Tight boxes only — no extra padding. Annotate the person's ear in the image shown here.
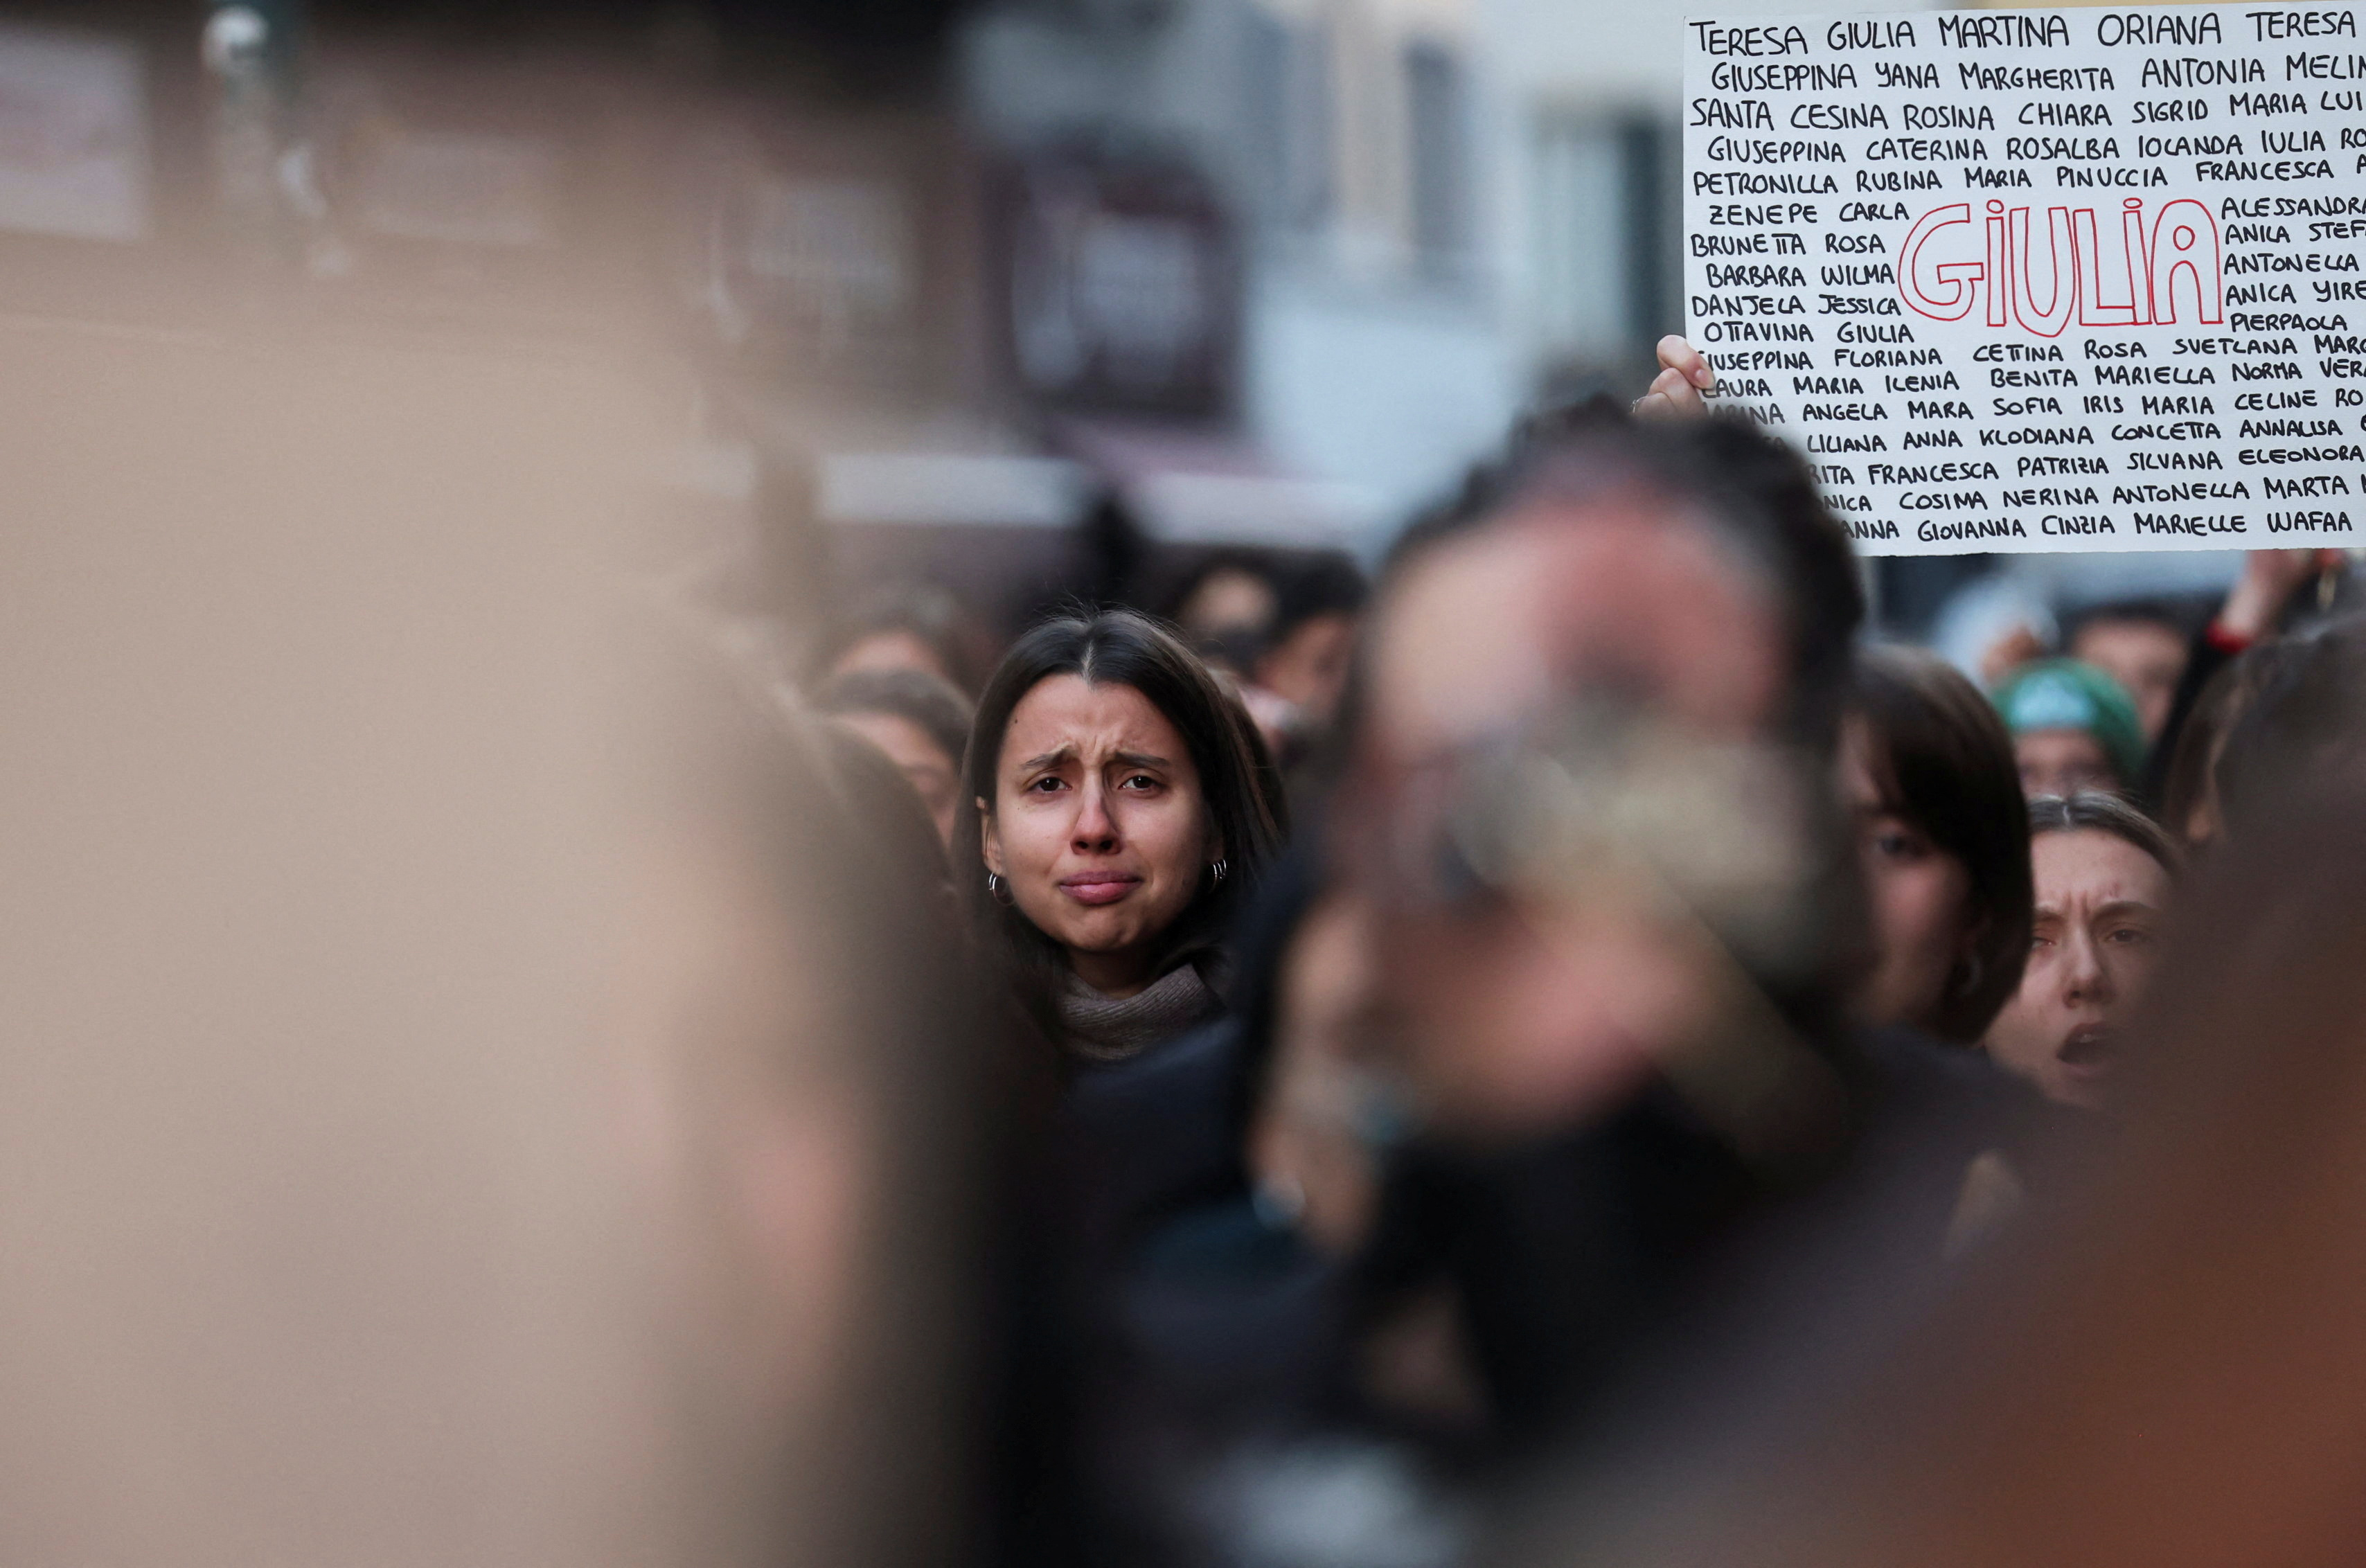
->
[979,799,1005,877]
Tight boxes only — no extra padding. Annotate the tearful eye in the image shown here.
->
[1029,776,1065,793]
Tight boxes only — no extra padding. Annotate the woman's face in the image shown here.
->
[1984,828,2171,1110]
[981,675,1216,997]
[1840,719,1976,1036]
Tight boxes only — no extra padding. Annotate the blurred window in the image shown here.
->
[1403,38,1466,275]
[1241,6,1332,234]
[1531,112,1676,375]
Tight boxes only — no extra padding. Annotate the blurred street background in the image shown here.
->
[0,0,2245,661]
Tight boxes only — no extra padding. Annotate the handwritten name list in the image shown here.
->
[1684,3,2366,552]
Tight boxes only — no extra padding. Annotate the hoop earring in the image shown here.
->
[986,871,1015,907]
[1210,859,1229,884]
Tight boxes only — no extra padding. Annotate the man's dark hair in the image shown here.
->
[1403,404,1865,751]
[815,666,976,773]
[1266,552,1369,642]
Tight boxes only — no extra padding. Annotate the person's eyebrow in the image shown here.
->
[2092,898,2162,920]
[1110,750,1172,770]
[1017,746,1075,774]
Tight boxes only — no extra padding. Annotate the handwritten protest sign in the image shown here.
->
[1684,3,2366,553]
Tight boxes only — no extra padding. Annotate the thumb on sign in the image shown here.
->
[1633,336,1717,421]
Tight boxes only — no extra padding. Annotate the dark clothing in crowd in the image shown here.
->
[993,1018,1315,1568]
[1003,1013,2056,1568]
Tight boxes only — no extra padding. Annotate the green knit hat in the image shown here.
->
[1991,658,2147,786]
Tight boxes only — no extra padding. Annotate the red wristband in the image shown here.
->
[2205,618,2255,655]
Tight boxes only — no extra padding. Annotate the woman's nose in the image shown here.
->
[1071,781,1119,850]
[2062,927,2112,1005]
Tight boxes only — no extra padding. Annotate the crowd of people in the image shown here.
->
[666,341,2366,1567]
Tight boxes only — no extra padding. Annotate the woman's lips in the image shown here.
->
[2057,1022,2119,1080]
[1058,873,1141,907]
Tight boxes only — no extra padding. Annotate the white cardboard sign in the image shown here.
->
[1683,3,2366,553]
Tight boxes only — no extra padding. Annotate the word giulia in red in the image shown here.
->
[1899,198,2223,334]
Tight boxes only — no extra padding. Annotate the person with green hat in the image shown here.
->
[1991,658,2149,800]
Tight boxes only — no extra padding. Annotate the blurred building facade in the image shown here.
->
[0,0,1964,621]
[957,0,1515,553]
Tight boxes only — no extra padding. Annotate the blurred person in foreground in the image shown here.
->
[959,608,1286,1068]
[1982,793,2179,1113]
[612,617,998,1568]
[1013,410,2060,1568]
[0,299,1011,1568]
[1317,409,2045,1483]
[1991,659,2146,801]
[1840,646,2032,1046]
[817,666,975,850]
[1495,781,2366,1568]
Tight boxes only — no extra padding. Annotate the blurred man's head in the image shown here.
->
[1342,415,1861,1145]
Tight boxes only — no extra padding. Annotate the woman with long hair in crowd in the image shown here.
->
[1840,646,2034,1047]
[1983,792,2180,1112]
[959,607,1286,1067]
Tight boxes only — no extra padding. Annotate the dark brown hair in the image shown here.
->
[957,607,1287,1027]
[1850,644,2034,1043]
[2158,640,2298,847]
[2216,614,2366,842]
[2028,789,2182,880]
